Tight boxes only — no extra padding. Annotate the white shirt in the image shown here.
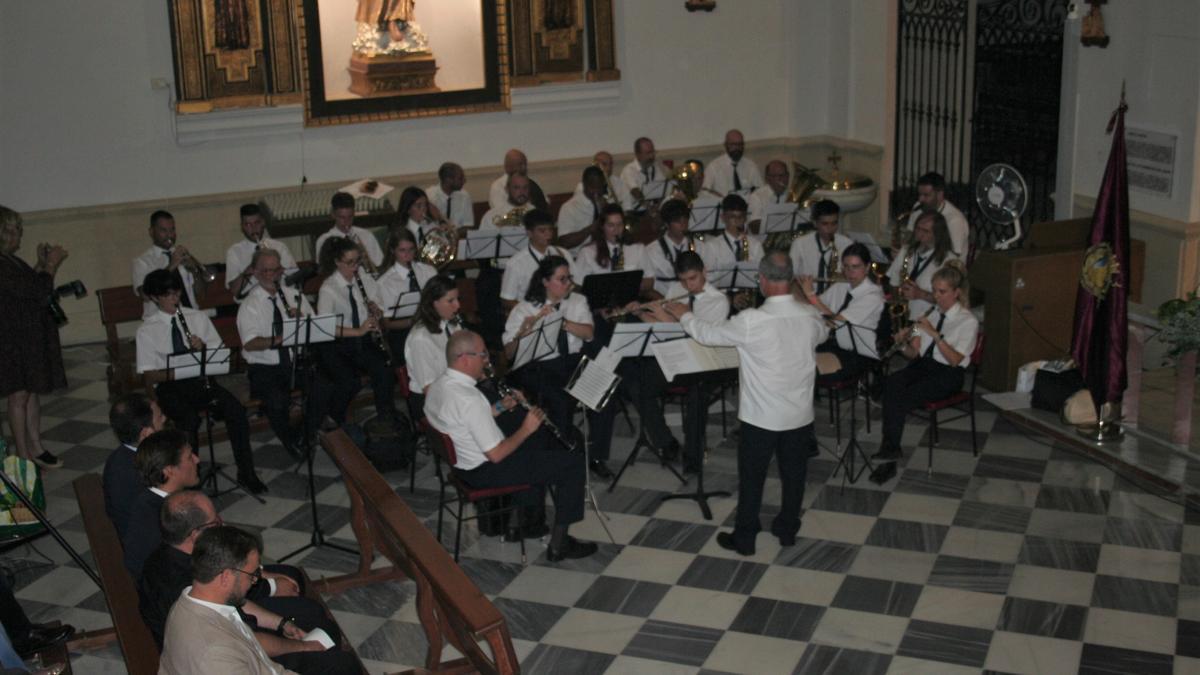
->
[317,271,382,329]
[703,154,763,196]
[886,245,960,320]
[789,232,853,280]
[136,307,223,373]
[818,279,884,359]
[681,294,828,431]
[489,174,539,211]
[504,293,592,358]
[916,302,979,368]
[644,235,694,296]
[313,225,383,268]
[664,281,729,323]
[479,204,531,230]
[556,192,602,249]
[425,369,506,470]
[747,185,789,226]
[573,174,633,211]
[698,231,765,270]
[377,261,437,317]
[425,184,475,229]
[501,244,575,302]
[573,241,652,281]
[236,284,314,366]
[223,237,298,302]
[907,200,970,259]
[620,159,671,201]
[404,319,459,393]
[131,245,198,318]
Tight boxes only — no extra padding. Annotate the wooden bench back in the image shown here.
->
[72,474,160,675]
[320,429,519,675]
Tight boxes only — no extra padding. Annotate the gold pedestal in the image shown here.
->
[1075,401,1124,443]
[348,52,439,97]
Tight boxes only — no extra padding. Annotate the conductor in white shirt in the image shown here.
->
[651,252,827,556]
[703,129,762,196]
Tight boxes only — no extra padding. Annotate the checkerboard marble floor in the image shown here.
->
[3,344,1199,674]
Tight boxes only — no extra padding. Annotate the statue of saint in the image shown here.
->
[353,0,430,56]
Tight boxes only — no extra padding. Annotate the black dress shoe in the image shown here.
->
[588,460,614,480]
[870,446,902,461]
[240,473,269,495]
[547,536,598,562]
[716,531,755,556]
[771,526,797,547]
[13,624,75,658]
[660,439,681,461]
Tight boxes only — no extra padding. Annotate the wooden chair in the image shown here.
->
[431,430,531,562]
[907,335,987,474]
[97,286,145,397]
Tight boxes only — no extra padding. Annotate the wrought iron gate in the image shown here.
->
[894,0,1067,249]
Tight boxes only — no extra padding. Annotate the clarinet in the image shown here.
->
[353,269,393,367]
[881,305,937,360]
[484,364,577,452]
[175,308,218,401]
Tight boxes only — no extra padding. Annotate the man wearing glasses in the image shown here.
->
[425,330,597,561]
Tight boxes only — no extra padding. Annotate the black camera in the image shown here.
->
[48,280,87,326]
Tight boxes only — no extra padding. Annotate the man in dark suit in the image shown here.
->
[103,392,165,538]
[123,430,199,580]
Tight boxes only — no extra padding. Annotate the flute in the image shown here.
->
[484,364,577,452]
[606,293,691,321]
[353,269,392,367]
[880,305,936,360]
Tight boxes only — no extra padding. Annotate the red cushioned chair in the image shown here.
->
[815,367,874,448]
[432,430,532,562]
[395,365,423,493]
[906,334,986,474]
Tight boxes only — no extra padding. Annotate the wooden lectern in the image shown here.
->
[971,218,1144,391]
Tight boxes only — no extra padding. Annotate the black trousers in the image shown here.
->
[155,378,255,476]
[458,430,586,524]
[319,336,396,425]
[0,576,30,640]
[475,265,505,351]
[509,356,616,461]
[817,343,878,383]
[682,382,711,471]
[386,327,411,366]
[731,422,814,549]
[618,357,676,453]
[881,357,965,451]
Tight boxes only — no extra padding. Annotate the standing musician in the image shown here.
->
[887,211,960,321]
[225,203,298,302]
[556,166,608,251]
[650,252,826,556]
[377,228,437,363]
[903,172,969,259]
[873,260,977,462]
[703,129,762,196]
[315,238,399,431]
[747,160,790,233]
[236,248,316,458]
[574,204,654,294]
[402,275,462,420]
[314,191,384,271]
[501,209,577,314]
[132,210,207,317]
[643,199,695,297]
[135,269,264,494]
[425,330,597,561]
[789,199,852,295]
[798,242,884,381]
[620,137,671,209]
[426,162,475,230]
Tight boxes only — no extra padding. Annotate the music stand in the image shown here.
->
[509,314,563,371]
[166,348,262,503]
[688,196,723,233]
[581,270,643,312]
[762,202,810,237]
[459,228,528,263]
[275,313,358,562]
[708,262,759,294]
[563,353,622,544]
[658,366,737,520]
[642,179,671,203]
[822,317,876,489]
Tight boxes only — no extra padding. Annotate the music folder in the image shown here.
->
[581,270,643,311]
[387,291,420,319]
[651,339,740,383]
[707,262,760,291]
[279,313,339,347]
[688,195,723,232]
[167,347,232,380]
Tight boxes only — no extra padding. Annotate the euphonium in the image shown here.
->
[496,206,527,228]
[786,162,823,205]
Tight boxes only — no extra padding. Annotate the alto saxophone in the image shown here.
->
[888,248,915,330]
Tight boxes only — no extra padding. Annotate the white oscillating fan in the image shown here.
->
[975,163,1028,250]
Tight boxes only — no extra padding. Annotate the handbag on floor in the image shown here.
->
[0,446,46,538]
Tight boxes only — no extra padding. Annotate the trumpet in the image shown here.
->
[173,247,217,284]
[353,269,392,367]
[484,363,577,451]
[606,293,691,321]
[350,233,379,277]
[880,305,935,360]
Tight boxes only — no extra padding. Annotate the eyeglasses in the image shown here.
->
[459,351,489,360]
[228,565,263,584]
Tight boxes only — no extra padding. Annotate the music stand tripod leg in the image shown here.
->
[277,431,359,562]
[577,401,616,545]
[659,393,729,521]
[197,404,266,505]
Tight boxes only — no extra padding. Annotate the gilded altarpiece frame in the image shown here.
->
[508,0,619,85]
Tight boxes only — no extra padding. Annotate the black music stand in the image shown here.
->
[582,270,643,312]
[688,196,723,233]
[659,367,736,520]
[387,290,420,320]
[563,354,621,544]
[822,316,876,489]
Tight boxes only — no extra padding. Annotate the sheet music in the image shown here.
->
[763,202,808,233]
[280,314,339,347]
[592,346,621,372]
[303,628,335,650]
[566,351,621,412]
[388,291,420,319]
[460,229,529,260]
[642,179,671,201]
[651,339,740,382]
[707,262,760,290]
[511,313,563,371]
[688,196,723,231]
[845,231,889,263]
[609,322,688,357]
[167,348,232,380]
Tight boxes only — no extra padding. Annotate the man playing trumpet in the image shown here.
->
[224,203,298,303]
[132,210,209,318]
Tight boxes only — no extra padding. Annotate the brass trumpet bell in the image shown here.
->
[671,161,704,205]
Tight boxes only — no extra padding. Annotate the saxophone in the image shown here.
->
[888,248,915,330]
[739,235,750,262]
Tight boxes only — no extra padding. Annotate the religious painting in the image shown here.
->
[508,0,619,85]
[297,0,510,126]
[169,0,303,111]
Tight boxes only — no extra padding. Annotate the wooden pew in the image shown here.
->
[97,285,145,397]
[319,429,520,674]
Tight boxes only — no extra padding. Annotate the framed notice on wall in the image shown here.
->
[1125,126,1177,198]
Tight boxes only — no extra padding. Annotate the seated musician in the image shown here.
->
[556,165,608,251]
[426,162,474,230]
[131,209,207,317]
[402,275,462,420]
[667,159,722,203]
[314,191,384,271]
[477,172,535,350]
[135,269,264,493]
[396,186,439,245]
[502,256,616,478]
[790,199,852,295]
[573,205,654,295]
[315,238,400,432]
[426,330,597,561]
[236,248,316,458]
[798,242,884,381]
[377,228,437,363]
[887,210,960,322]
[703,129,762,196]
[225,203,299,303]
[500,209,577,314]
[488,149,548,211]
[571,151,632,211]
[873,260,977,462]
[620,137,671,209]
[698,194,763,269]
[643,199,695,297]
[747,160,790,234]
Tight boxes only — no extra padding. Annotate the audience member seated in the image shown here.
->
[123,429,199,580]
[103,392,165,538]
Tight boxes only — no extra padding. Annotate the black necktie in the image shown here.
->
[688,294,696,311]
[557,318,569,357]
[444,193,452,222]
[924,313,947,358]
[733,162,742,191]
[348,286,360,328]
[408,269,419,293]
[270,296,291,368]
[444,322,452,338]
[170,317,187,354]
[836,291,853,315]
[817,241,830,294]
[165,251,193,308]
[730,236,744,262]
[612,246,622,269]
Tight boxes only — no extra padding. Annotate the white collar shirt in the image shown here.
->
[316,271,382,329]
[619,159,671,198]
[789,232,853,280]
[681,294,828,430]
[377,261,437,316]
[818,279,884,359]
[573,242,651,282]
[313,225,383,268]
[223,236,298,301]
[907,200,970,259]
[404,319,459,393]
[747,185,790,226]
[489,174,539,211]
[136,307,224,373]
[699,231,764,270]
[664,281,729,323]
[503,293,592,358]
[500,244,575,302]
[573,174,633,211]
[236,284,314,366]
[424,369,506,470]
[132,245,198,318]
[644,235,694,296]
[916,302,979,368]
[886,245,960,321]
[555,192,602,249]
[703,154,763,196]
[425,184,475,229]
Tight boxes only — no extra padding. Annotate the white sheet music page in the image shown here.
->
[566,349,621,411]
[651,339,739,382]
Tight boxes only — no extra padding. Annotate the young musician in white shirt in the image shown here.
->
[313,192,384,270]
[135,270,264,494]
[426,162,474,230]
[397,186,441,246]
[573,204,654,294]
[643,199,696,297]
[477,173,534,349]
[377,228,437,362]
[789,199,853,295]
[225,204,298,303]
[131,210,207,317]
[571,151,632,211]
[402,275,462,419]
[698,194,764,270]
[798,242,885,381]
[887,210,960,321]
[875,260,978,462]
[500,209,576,314]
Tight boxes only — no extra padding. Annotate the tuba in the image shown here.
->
[418,225,459,268]
[764,162,827,253]
[671,161,704,205]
